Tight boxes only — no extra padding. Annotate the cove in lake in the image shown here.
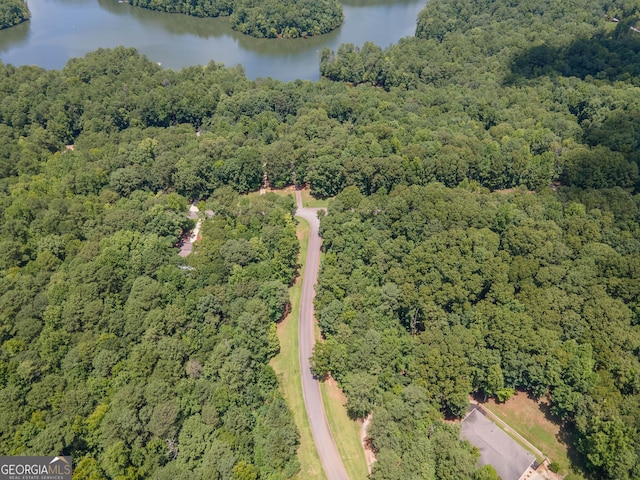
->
[0,0,425,81]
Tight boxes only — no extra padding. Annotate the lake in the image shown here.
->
[0,0,425,81]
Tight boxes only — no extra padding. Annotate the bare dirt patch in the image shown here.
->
[324,376,348,404]
[275,315,289,334]
[494,187,534,195]
[361,414,377,474]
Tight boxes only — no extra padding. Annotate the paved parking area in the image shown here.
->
[461,407,535,480]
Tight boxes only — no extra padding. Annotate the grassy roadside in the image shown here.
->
[317,229,369,478]
[271,194,366,480]
[270,218,325,480]
[317,241,369,477]
[320,381,370,479]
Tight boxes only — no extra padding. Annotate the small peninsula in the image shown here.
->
[128,0,344,38]
[0,0,30,30]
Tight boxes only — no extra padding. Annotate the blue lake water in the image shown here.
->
[0,0,425,80]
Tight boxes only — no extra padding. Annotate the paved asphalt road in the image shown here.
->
[295,190,350,480]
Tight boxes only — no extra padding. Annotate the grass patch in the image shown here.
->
[320,380,370,479]
[301,189,331,208]
[245,187,330,208]
[270,218,325,480]
[246,187,296,201]
[484,393,586,479]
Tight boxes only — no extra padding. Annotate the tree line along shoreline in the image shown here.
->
[0,0,30,30]
[129,0,344,39]
[0,0,342,39]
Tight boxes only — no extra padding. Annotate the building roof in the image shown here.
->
[461,408,535,480]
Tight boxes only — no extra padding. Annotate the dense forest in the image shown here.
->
[0,147,302,478]
[313,184,640,480]
[128,0,343,38]
[229,0,343,39]
[0,0,30,30]
[1,0,640,476]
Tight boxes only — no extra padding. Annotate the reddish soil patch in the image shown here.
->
[361,414,377,474]
[324,376,348,405]
[276,314,290,334]
[495,187,534,195]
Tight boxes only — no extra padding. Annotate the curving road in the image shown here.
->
[295,190,350,480]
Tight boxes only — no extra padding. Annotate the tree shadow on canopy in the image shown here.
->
[507,20,640,85]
